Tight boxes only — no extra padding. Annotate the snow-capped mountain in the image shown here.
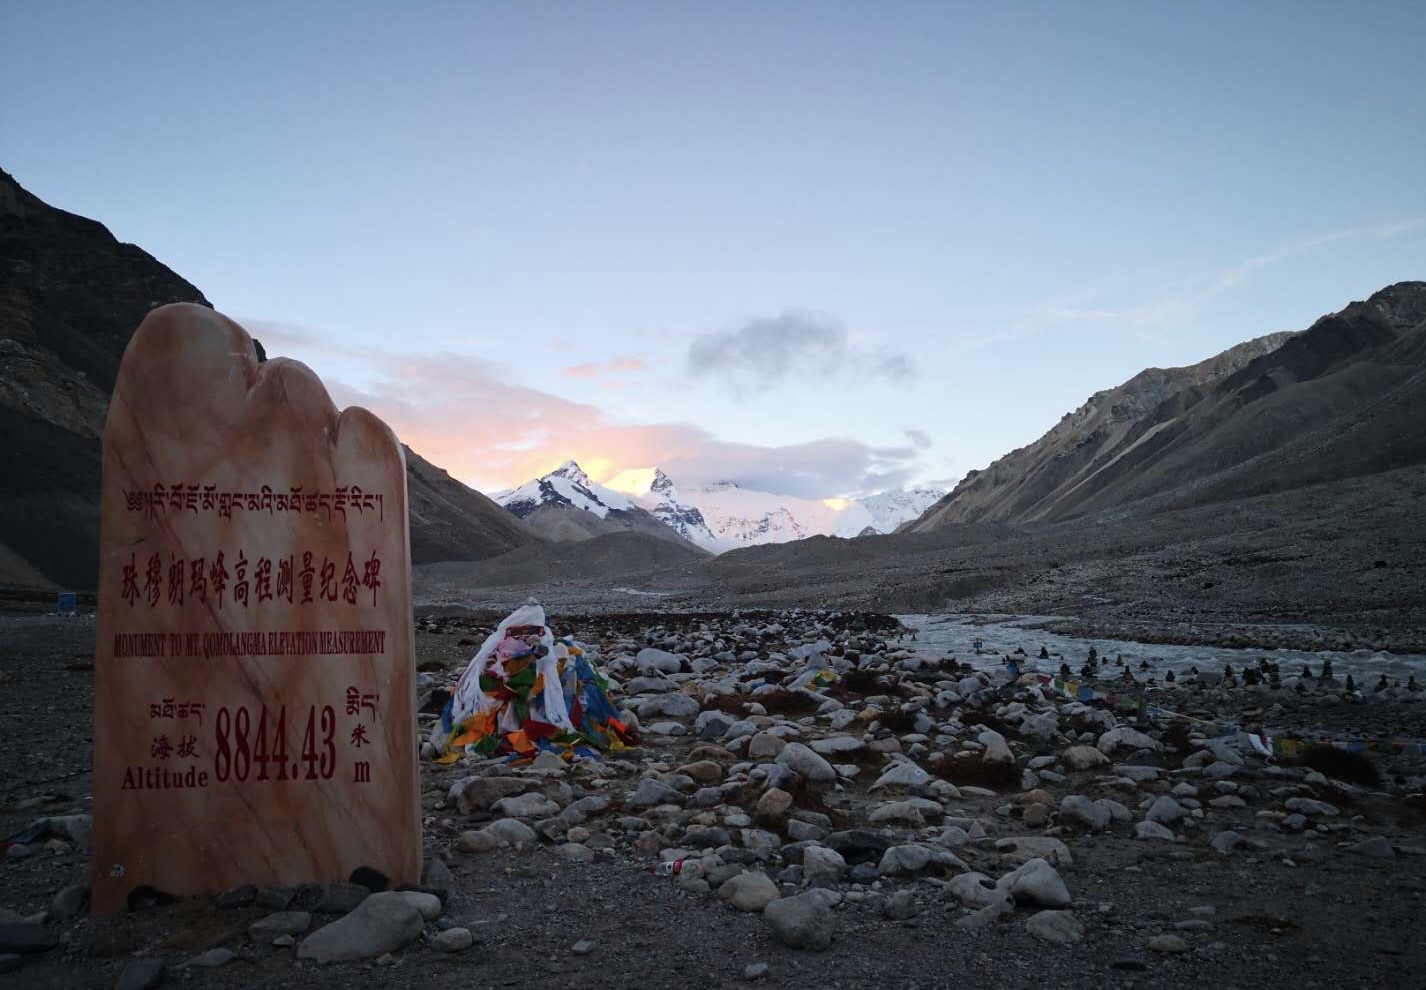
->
[640,469,721,548]
[674,481,874,550]
[493,461,700,549]
[856,487,948,532]
[619,470,946,553]
[497,460,634,518]
[493,462,946,554]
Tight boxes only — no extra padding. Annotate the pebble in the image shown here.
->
[1135,821,1176,842]
[0,924,59,955]
[1346,835,1395,859]
[114,958,165,990]
[764,891,835,950]
[51,884,88,921]
[214,884,256,909]
[433,928,474,952]
[249,911,312,937]
[1000,858,1071,908]
[571,939,595,956]
[1025,909,1083,944]
[802,845,848,885]
[395,891,443,920]
[315,882,370,914]
[774,743,836,785]
[743,961,770,980]
[1148,934,1188,953]
[182,947,237,968]
[719,872,781,912]
[883,890,920,920]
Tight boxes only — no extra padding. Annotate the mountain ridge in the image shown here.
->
[909,281,1426,531]
[0,166,538,589]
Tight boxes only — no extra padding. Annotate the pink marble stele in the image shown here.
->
[91,303,420,914]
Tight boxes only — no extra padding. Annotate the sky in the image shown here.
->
[4,1,1425,498]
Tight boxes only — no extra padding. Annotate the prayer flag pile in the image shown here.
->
[431,604,636,764]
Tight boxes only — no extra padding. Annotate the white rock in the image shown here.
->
[945,872,1002,908]
[775,743,836,785]
[801,846,847,885]
[810,736,865,755]
[297,892,425,963]
[999,858,1071,908]
[1145,796,1185,825]
[433,928,474,952]
[483,818,538,846]
[492,792,561,819]
[763,891,834,950]
[1026,909,1083,944]
[719,872,780,912]
[1061,746,1110,771]
[1097,726,1159,754]
[635,648,684,674]
[878,843,967,876]
[394,891,443,920]
[978,729,1014,764]
[1135,821,1176,841]
[870,762,931,792]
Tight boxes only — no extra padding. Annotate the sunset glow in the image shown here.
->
[603,467,659,495]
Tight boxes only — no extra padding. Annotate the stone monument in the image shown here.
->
[91,304,420,914]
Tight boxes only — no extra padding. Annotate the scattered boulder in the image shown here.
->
[999,858,1071,908]
[433,928,474,952]
[763,891,834,950]
[1026,909,1083,944]
[297,891,425,963]
[775,744,836,785]
[1062,746,1109,771]
[719,872,780,912]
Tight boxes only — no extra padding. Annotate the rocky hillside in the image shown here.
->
[911,282,1426,530]
[404,447,541,566]
[0,167,537,590]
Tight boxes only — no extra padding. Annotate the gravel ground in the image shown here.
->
[3,612,1425,990]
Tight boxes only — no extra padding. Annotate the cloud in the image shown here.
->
[237,318,325,350]
[903,428,932,449]
[1214,218,1426,290]
[325,351,922,498]
[606,356,647,373]
[954,216,1426,355]
[687,309,914,392]
[560,355,648,380]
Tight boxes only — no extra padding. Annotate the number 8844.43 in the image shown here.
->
[213,705,336,782]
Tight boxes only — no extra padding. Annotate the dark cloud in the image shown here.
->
[687,309,915,392]
[903,428,932,449]
[873,353,915,381]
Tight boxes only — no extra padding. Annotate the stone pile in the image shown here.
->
[419,610,1425,953]
[5,609,1423,981]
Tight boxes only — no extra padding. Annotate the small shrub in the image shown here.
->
[937,753,1022,791]
[756,688,820,715]
[878,706,919,734]
[1296,746,1382,789]
[837,668,882,697]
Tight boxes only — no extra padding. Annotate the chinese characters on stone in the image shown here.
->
[120,549,382,609]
